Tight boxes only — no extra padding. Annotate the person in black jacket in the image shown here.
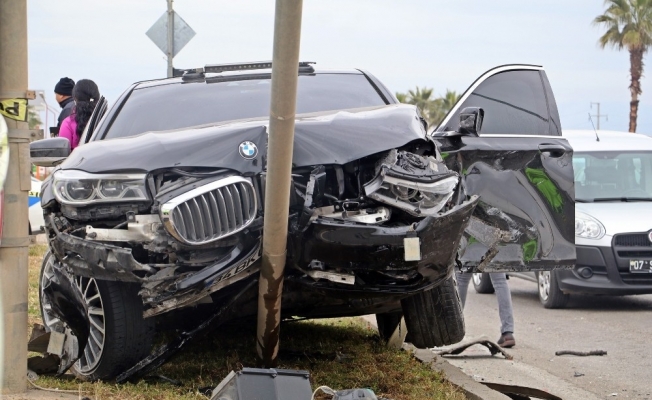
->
[54,77,75,130]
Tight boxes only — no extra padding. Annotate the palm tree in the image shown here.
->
[406,87,435,120]
[396,87,442,126]
[594,0,652,132]
[439,90,461,113]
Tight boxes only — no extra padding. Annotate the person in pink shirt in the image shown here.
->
[59,79,100,150]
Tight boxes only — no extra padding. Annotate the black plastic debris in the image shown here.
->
[433,337,513,360]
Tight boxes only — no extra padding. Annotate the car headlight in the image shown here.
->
[52,170,149,206]
[365,175,458,216]
[575,211,605,239]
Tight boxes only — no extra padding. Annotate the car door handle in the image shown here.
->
[538,144,566,157]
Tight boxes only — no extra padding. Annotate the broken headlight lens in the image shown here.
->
[52,170,149,205]
[366,175,458,216]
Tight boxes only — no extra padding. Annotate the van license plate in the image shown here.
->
[629,260,652,273]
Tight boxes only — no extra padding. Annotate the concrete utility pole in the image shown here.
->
[590,102,608,130]
[166,0,174,78]
[256,0,303,367]
[0,0,30,394]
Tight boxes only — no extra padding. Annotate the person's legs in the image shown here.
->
[455,271,472,308]
[489,273,515,347]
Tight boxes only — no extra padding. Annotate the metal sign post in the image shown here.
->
[0,0,30,394]
[146,0,196,78]
[256,0,303,368]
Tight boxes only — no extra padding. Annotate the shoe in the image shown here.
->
[497,332,515,348]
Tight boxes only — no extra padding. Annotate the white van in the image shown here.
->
[473,130,652,308]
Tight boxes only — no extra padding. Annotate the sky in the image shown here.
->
[27,0,652,135]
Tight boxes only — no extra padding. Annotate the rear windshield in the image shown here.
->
[104,73,386,139]
[574,151,652,201]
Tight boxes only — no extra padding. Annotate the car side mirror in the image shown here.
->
[458,107,484,136]
[30,138,70,167]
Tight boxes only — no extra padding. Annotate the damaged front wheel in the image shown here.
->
[39,252,155,380]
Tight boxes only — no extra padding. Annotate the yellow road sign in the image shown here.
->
[0,98,28,121]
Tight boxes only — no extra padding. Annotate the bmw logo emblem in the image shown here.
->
[239,141,258,160]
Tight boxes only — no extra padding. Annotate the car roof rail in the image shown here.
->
[173,61,316,81]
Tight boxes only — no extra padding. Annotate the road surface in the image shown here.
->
[455,276,652,399]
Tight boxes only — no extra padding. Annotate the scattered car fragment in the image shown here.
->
[31,62,575,379]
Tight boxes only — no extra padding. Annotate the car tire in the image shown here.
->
[39,252,154,381]
[400,275,465,348]
[536,270,569,309]
[472,273,495,294]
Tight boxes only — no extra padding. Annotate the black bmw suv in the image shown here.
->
[31,62,575,380]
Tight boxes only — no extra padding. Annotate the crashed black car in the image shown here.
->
[31,62,576,380]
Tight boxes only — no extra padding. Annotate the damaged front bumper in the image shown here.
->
[288,195,479,295]
[50,227,262,318]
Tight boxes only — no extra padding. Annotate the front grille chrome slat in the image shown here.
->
[239,182,251,221]
[207,192,221,237]
[222,186,238,231]
[215,188,229,233]
[231,184,244,227]
[160,176,257,245]
[199,196,214,238]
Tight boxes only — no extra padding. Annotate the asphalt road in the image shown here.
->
[458,276,652,399]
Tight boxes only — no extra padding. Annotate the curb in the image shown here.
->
[360,315,508,399]
[405,344,511,400]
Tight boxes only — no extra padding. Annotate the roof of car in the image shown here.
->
[563,130,652,152]
[134,67,365,90]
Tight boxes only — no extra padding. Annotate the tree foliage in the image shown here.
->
[27,105,42,130]
[593,0,652,132]
[395,87,461,128]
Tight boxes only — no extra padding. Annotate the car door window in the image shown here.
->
[443,70,552,135]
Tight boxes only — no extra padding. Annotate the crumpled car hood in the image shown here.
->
[60,104,427,174]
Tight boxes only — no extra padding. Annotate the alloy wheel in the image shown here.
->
[40,257,106,373]
[538,271,551,302]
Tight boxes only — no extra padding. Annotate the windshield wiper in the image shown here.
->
[590,197,652,202]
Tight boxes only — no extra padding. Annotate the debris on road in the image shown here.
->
[574,371,585,377]
[555,350,607,357]
[480,382,563,400]
[433,337,513,360]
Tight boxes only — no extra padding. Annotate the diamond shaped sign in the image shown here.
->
[146,11,196,57]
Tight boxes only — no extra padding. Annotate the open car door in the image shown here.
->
[432,65,575,272]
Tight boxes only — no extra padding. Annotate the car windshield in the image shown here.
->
[104,73,386,139]
[574,151,652,202]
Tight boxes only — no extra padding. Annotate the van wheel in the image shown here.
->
[39,252,154,380]
[472,273,495,294]
[401,276,465,348]
[537,270,569,309]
